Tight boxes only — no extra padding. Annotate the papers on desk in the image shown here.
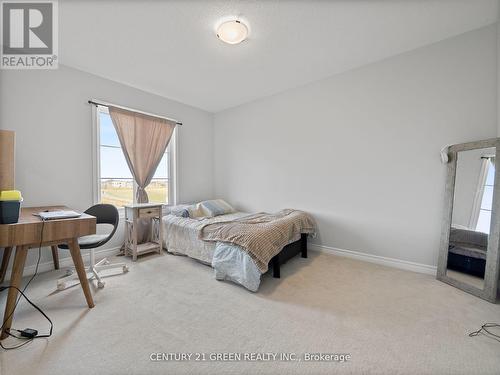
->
[35,210,82,220]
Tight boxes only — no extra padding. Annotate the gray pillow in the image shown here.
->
[169,205,190,218]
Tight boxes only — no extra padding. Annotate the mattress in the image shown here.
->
[162,212,249,264]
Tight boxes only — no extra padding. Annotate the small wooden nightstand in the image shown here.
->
[124,203,163,261]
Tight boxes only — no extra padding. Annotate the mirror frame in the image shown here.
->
[437,138,500,303]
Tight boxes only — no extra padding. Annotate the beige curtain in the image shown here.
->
[108,106,176,204]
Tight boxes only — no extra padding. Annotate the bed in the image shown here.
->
[162,207,314,291]
[447,226,488,277]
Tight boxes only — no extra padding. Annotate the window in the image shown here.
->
[93,105,176,207]
[475,159,495,234]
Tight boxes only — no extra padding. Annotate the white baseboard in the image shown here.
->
[2,246,122,282]
[308,243,437,275]
[2,243,437,281]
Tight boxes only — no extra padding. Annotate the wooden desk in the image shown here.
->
[0,206,96,340]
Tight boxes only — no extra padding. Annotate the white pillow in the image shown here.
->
[187,203,206,218]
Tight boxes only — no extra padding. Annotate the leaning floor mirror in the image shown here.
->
[437,138,500,303]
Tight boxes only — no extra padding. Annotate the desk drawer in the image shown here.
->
[138,207,160,219]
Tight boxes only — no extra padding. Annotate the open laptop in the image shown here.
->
[36,210,82,220]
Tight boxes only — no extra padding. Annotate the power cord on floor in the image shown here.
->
[0,219,53,350]
[0,286,53,350]
[469,323,500,343]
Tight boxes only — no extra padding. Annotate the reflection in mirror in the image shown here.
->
[446,147,496,290]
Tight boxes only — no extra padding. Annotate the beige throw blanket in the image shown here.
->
[199,209,316,273]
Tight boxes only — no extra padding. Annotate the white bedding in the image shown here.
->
[162,212,248,263]
[163,212,264,291]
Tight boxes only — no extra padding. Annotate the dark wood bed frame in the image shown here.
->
[269,233,308,278]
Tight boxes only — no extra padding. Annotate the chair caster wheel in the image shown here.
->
[97,281,105,288]
[65,269,73,276]
[123,266,129,273]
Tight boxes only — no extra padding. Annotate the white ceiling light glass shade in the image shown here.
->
[216,20,248,44]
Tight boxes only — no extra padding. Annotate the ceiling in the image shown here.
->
[59,1,498,113]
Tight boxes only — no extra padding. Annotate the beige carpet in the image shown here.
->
[0,250,499,375]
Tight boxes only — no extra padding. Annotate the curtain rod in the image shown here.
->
[88,99,183,126]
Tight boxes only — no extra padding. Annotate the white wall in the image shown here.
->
[214,25,498,268]
[0,65,214,271]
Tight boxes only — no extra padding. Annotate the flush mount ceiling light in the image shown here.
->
[216,19,248,45]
